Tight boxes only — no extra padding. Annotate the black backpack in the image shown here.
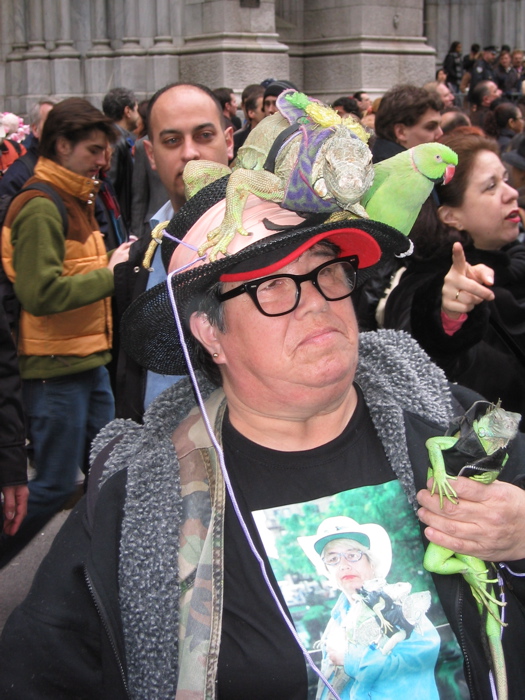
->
[0,182,68,335]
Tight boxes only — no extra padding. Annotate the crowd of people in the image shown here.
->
[0,61,524,699]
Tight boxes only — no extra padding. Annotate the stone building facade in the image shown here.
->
[0,0,524,116]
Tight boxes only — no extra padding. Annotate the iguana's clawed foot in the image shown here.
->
[197,224,252,262]
[466,570,507,626]
[430,474,458,509]
[372,605,394,635]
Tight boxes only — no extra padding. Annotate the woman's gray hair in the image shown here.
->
[188,281,226,387]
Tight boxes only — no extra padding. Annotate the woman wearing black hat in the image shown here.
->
[1,169,525,700]
[384,130,525,429]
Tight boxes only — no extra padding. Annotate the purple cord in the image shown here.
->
[165,270,342,700]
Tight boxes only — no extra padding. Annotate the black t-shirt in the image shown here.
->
[217,385,395,699]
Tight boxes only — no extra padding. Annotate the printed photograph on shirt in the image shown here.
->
[253,480,469,700]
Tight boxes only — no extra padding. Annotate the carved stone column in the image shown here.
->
[114,0,147,95]
[85,0,115,107]
[87,0,113,56]
[50,0,78,56]
[117,0,147,55]
[24,0,47,57]
[7,0,28,58]
[3,0,29,114]
[152,0,177,52]
[147,0,179,91]
[21,0,51,103]
[180,0,289,93]
[48,0,81,99]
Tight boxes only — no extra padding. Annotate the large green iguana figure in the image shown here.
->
[143,90,456,268]
[423,401,521,700]
[183,90,375,261]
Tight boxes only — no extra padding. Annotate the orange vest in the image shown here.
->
[1,158,112,357]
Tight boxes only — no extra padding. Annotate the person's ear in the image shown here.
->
[438,204,464,231]
[223,125,234,161]
[393,123,408,147]
[55,136,71,158]
[144,138,157,171]
[189,312,223,362]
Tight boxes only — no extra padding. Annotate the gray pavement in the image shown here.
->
[0,508,70,633]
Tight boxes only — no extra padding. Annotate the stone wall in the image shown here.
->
[425,0,525,68]
[2,0,524,117]
[0,0,289,115]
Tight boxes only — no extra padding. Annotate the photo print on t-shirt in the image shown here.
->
[253,480,469,700]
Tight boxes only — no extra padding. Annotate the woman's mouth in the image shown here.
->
[300,327,341,346]
[505,209,521,223]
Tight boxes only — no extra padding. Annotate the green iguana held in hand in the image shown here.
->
[423,400,521,700]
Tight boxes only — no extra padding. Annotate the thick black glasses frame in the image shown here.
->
[216,255,359,317]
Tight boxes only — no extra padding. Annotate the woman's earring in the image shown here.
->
[212,352,219,358]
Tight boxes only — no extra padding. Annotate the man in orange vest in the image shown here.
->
[0,98,133,566]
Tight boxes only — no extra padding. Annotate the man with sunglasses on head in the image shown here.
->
[2,168,525,698]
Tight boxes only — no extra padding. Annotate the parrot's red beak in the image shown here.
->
[443,164,455,185]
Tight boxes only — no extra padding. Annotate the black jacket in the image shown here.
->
[384,242,525,427]
[443,51,463,88]
[1,365,525,699]
[371,137,405,164]
[111,233,151,421]
[469,59,498,97]
[107,127,134,232]
[0,303,27,489]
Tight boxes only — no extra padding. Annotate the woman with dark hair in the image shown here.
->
[443,41,463,91]
[384,130,525,425]
[484,101,524,152]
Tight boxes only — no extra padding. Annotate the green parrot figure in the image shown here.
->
[361,143,458,236]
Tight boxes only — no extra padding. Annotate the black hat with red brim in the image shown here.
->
[121,179,411,376]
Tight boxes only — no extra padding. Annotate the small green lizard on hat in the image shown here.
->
[183,90,374,261]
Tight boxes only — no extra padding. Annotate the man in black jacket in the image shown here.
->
[112,82,233,421]
[102,87,139,232]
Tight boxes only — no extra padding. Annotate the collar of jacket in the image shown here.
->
[34,157,101,202]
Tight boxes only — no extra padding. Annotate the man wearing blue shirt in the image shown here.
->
[113,82,233,421]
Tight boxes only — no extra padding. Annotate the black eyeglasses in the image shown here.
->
[216,256,358,317]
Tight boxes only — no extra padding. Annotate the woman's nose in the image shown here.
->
[503,181,519,202]
[296,280,329,314]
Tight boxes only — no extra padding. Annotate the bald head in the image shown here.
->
[144,83,233,211]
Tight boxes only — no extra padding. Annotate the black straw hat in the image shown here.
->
[121,179,411,376]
